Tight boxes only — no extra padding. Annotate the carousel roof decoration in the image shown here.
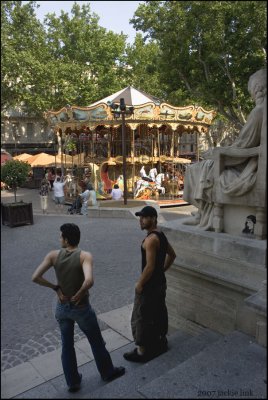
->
[44,86,216,133]
[89,86,162,107]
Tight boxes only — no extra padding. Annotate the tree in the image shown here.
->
[124,33,164,98]
[1,159,31,202]
[1,1,49,115]
[1,2,129,115]
[131,1,267,129]
[42,2,128,108]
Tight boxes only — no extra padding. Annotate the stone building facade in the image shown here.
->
[1,109,54,156]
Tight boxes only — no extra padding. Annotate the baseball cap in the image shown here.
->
[135,206,158,217]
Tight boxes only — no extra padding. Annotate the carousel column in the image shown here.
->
[131,127,136,197]
[170,128,175,158]
[157,127,162,173]
[151,129,154,169]
[107,127,111,158]
[92,128,96,190]
[121,112,127,205]
[171,127,175,200]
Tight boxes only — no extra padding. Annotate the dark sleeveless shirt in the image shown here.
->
[141,230,168,290]
[54,248,89,300]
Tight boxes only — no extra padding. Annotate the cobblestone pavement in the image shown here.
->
[1,188,194,372]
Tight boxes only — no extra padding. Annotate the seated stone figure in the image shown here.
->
[183,68,266,230]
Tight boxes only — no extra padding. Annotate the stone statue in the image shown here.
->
[183,68,267,230]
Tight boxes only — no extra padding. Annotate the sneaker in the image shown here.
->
[68,373,82,392]
[102,366,125,382]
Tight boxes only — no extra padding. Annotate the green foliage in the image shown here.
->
[65,139,77,153]
[1,159,31,202]
[1,0,266,131]
[1,1,49,115]
[125,34,165,99]
[1,1,128,115]
[131,1,267,127]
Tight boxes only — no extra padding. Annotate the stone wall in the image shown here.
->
[160,218,267,340]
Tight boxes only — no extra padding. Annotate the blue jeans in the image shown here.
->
[55,301,115,386]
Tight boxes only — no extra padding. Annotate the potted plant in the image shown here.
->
[1,159,34,227]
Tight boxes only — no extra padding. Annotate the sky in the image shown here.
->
[26,1,144,43]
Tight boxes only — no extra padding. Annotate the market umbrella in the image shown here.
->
[26,152,56,167]
[13,153,32,161]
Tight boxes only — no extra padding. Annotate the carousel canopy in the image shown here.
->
[89,86,162,107]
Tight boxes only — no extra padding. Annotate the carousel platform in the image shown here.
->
[157,198,189,208]
[84,197,189,220]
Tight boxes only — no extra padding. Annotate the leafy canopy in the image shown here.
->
[1,0,267,132]
[1,1,128,116]
[131,1,267,127]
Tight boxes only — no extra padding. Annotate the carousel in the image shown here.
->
[44,86,216,202]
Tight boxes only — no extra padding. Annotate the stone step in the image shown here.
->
[85,328,221,399]
[138,330,267,399]
[12,329,188,399]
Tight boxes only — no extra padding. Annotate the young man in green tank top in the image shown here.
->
[32,223,125,392]
[124,206,176,363]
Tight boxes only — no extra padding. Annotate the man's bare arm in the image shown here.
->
[32,251,58,290]
[71,251,94,304]
[163,242,176,272]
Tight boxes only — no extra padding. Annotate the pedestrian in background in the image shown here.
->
[32,223,125,392]
[124,206,176,362]
[47,168,55,190]
[110,184,123,200]
[79,186,90,215]
[39,178,50,214]
[87,183,97,206]
[53,176,67,213]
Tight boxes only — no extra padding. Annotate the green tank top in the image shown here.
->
[54,248,88,299]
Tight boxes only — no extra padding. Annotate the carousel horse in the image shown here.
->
[140,165,153,182]
[135,175,165,199]
[134,179,150,198]
[148,167,158,182]
[155,173,165,194]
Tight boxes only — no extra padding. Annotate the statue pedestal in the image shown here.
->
[161,217,267,339]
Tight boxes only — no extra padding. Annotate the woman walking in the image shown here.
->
[39,178,50,214]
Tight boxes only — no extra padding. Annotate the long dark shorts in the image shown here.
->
[131,285,168,347]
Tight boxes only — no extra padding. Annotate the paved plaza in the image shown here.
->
[1,187,195,397]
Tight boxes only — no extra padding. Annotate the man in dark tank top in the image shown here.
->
[32,223,125,392]
[123,206,176,362]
